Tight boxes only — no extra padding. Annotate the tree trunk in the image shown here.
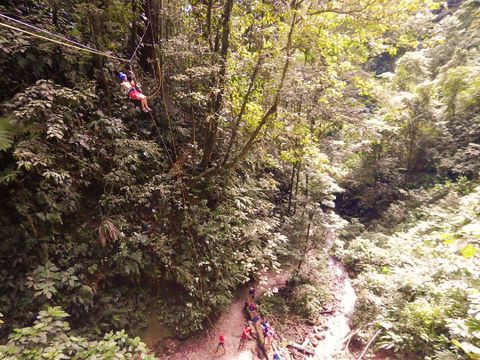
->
[293,161,301,214]
[220,50,264,168]
[200,0,234,170]
[287,162,297,214]
[206,0,214,50]
[140,0,159,74]
[220,12,297,173]
[305,172,309,198]
[297,219,311,272]
[127,0,138,56]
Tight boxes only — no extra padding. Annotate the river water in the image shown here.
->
[313,224,357,359]
[313,257,357,359]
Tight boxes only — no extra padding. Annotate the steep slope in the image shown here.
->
[336,182,480,359]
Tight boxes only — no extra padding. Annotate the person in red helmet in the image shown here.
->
[118,71,151,112]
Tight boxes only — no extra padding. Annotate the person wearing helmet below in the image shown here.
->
[118,71,152,112]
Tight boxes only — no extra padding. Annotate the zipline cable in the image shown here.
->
[0,12,162,95]
[0,20,128,61]
[0,13,102,54]
[1,12,152,66]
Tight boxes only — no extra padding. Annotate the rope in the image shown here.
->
[145,58,163,98]
[147,108,204,303]
[128,20,151,64]
[161,78,178,159]
[0,13,102,54]
[0,12,163,95]
[144,3,163,99]
[0,20,128,62]
[126,19,161,98]
[147,111,174,166]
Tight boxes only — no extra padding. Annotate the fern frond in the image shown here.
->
[0,117,13,151]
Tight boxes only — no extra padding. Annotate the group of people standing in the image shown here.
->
[247,287,285,359]
[214,322,254,354]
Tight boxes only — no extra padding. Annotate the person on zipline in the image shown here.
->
[118,72,151,112]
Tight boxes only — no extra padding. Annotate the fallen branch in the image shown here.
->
[343,330,356,349]
[357,329,381,360]
[337,330,356,346]
[289,342,315,355]
[293,326,304,339]
[320,309,334,315]
[343,330,356,358]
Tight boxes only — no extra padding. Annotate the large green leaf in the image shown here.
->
[460,244,478,259]
[0,117,13,151]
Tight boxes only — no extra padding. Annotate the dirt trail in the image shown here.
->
[150,222,357,360]
[159,270,291,360]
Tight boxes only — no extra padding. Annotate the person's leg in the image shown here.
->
[144,98,152,111]
[140,98,149,112]
[138,94,151,111]
[131,92,150,112]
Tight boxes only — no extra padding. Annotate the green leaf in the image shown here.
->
[440,232,457,245]
[460,244,477,259]
[0,117,13,151]
[47,307,69,319]
[0,169,17,184]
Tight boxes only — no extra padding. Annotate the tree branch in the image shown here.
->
[219,49,264,168]
[201,13,298,179]
[307,0,377,17]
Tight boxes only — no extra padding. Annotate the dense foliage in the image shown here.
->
[0,307,154,359]
[338,0,480,220]
[335,1,480,358]
[2,0,480,359]
[337,182,480,358]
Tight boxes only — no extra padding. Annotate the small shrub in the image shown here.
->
[290,283,328,319]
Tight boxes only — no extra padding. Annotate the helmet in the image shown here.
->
[118,72,127,81]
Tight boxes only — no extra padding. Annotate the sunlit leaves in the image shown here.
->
[460,244,478,260]
[339,181,480,357]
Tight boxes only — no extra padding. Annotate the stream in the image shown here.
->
[313,257,357,359]
[312,226,357,359]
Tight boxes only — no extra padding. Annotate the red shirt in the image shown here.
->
[241,327,251,339]
[219,334,225,344]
